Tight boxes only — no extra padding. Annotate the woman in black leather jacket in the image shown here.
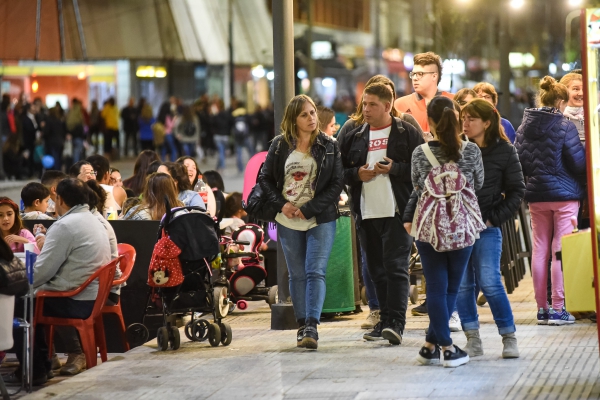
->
[257,95,344,350]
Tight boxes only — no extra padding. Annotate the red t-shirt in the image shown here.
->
[394,91,454,133]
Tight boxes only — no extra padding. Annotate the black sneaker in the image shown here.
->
[416,345,440,365]
[442,345,470,368]
[297,325,305,347]
[301,324,319,350]
[363,321,385,341]
[412,300,428,316]
[381,319,403,345]
[2,370,48,386]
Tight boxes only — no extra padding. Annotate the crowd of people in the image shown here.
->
[0,49,590,385]
[258,51,588,367]
[0,93,278,180]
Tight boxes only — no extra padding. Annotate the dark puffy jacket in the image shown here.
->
[515,107,586,203]
[477,139,525,227]
[257,132,344,225]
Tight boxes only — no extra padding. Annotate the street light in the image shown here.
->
[510,0,524,9]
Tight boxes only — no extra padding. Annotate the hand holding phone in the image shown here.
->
[378,160,390,166]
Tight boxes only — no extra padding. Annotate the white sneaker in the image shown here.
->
[449,311,461,332]
[361,310,380,329]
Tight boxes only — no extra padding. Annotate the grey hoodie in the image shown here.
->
[33,204,111,301]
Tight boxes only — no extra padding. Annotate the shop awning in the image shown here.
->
[170,0,274,65]
[0,0,273,65]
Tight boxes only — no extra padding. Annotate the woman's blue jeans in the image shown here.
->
[214,136,229,170]
[161,134,178,161]
[415,241,473,347]
[456,227,516,334]
[278,221,336,322]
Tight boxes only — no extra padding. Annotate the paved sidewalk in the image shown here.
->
[13,274,599,400]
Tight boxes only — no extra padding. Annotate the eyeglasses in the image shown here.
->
[409,71,436,80]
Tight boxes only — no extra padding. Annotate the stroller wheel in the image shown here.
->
[360,286,368,306]
[191,319,210,342]
[213,286,230,319]
[267,285,278,309]
[409,285,419,305]
[156,327,169,351]
[126,323,149,348]
[184,322,194,341]
[219,322,232,346]
[208,323,221,347]
[169,327,181,350]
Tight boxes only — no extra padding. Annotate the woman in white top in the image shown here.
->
[258,95,344,350]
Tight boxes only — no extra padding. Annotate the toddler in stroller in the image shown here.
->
[221,224,278,311]
[127,202,235,351]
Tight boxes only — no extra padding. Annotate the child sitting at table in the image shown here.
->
[20,182,54,220]
[0,197,40,254]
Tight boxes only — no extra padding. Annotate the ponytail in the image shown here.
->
[427,97,462,162]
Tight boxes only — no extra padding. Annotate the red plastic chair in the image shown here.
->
[34,257,122,369]
[97,244,137,361]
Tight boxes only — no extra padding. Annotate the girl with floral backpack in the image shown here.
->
[403,96,484,368]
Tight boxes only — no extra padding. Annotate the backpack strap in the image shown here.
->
[421,143,440,168]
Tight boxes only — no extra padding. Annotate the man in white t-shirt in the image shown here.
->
[339,83,424,345]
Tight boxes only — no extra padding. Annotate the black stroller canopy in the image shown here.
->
[161,206,220,262]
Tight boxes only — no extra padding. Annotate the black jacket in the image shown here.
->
[339,117,424,224]
[257,133,344,225]
[477,139,525,227]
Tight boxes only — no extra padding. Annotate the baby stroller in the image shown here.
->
[127,203,233,351]
[221,224,278,311]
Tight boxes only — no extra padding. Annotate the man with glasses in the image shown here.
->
[394,52,454,136]
[68,160,96,182]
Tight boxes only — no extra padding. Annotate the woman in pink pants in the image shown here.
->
[515,76,586,326]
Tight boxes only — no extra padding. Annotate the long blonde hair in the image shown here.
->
[141,173,183,220]
[280,95,319,147]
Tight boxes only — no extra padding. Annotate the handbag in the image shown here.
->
[151,122,166,147]
[147,230,184,287]
[243,163,278,222]
[0,256,28,296]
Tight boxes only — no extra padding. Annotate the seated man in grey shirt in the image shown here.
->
[6,178,111,385]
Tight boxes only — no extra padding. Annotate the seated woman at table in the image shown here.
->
[0,197,39,254]
[157,162,205,209]
[121,173,184,221]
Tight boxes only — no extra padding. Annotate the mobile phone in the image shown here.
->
[378,160,390,166]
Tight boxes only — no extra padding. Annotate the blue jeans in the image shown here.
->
[161,134,178,161]
[456,227,516,334]
[278,221,336,322]
[214,135,229,170]
[415,241,473,347]
[72,137,85,163]
[181,142,196,157]
[235,136,255,172]
[360,238,379,310]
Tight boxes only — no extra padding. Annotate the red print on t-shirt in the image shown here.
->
[369,138,388,152]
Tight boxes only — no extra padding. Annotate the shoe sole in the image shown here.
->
[502,352,520,359]
[381,329,402,345]
[59,368,86,376]
[548,320,575,326]
[442,354,470,368]
[449,326,461,332]
[297,341,305,348]
[537,320,548,325]
[416,354,439,365]
[301,337,318,349]
[363,335,385,341]
[412,311,428,316]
